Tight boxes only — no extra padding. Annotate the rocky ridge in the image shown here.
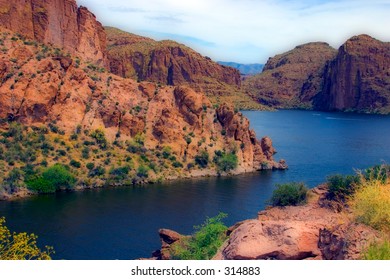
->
[105,27,263,110]
[0,0,108,67]
[243,42,337,108]
[245,35,390,113]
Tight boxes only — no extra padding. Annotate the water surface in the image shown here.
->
[1,110,390,259]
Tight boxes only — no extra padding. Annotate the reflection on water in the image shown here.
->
[1,110,390,259]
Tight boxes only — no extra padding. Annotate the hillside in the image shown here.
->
[105,27,264,110]
[243,42,337,108]
[244,35,390,113]
[0,27,286,200]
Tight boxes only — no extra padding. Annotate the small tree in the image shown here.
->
[270,182,308,207]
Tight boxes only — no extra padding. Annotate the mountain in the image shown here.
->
[314,35,390,113]
[0,1,286,199]
[244,35,390,113]
[217,62,264,75]
[0,0,108,67]
[105,27,263,110]
[243,42,337,108]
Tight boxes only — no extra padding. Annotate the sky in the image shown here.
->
[78,0,390,64]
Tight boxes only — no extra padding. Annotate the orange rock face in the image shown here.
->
[0,29,285,174]
[0,0,108,66]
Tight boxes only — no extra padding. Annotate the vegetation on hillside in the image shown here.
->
[0,217,53,260]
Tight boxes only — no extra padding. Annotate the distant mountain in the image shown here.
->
[218,62,264,75]
[244,35,390,113]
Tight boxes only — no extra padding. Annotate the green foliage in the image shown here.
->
[326,174,360,201]
[26,164,76,193]
[86,162,95,170]
[213,151,238,172]
[195,150,209,169]
[69,159,81,168]
[270,182,308,207]
[172,161,183,168]
[363,240,390,260]
[88,166,105,177]
[137,165,149,178]
[90,129,108,149]
[171,213,228,260]
[109,166,130,180]
[0,217,53,260]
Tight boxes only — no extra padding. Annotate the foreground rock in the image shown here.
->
[214,185,381,260]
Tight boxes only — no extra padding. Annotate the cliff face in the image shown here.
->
[0,28,285,182]
[0,0,108,66]
[105,27,261,109]
[243,42,337,108]
[314,35,390,113]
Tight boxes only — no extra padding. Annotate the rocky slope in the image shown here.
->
[0,0,108,67]
[0,27,286,199]
[243,42,337,108]
[105,27,263,110]
[314,35,390,113]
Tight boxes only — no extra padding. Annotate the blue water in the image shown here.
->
[0,110,390,259]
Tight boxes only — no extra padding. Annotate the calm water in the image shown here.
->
[1,110,390,259]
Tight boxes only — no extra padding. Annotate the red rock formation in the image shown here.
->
[314,35,390,113]
[0,0,108,66]
[0,29,284,177]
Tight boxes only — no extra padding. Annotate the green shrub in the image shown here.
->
[110,166,130,179]
[69,159,81,168]
[364,164,390,184]
[172,161,183,168]
[88,166,105,177]
[171,213,228,260]
[214,152,238,172]
[86,162,95,170]
[270,182,308,207]
[90,129,108,149]
[26,164,76,193]
[326,174,360,201]
[195,150,209,168]
[137,165,149,178]
[363,240,390,260]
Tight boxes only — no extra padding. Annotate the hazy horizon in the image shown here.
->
[79,0,390,64]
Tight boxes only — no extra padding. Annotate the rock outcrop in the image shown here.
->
[0,0,108,66]
[243,42,337,108]
[214,185,381,260]
[105,27,262,109]
[314,35,390,113]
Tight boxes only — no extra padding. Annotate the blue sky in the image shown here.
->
[78,0,390,64]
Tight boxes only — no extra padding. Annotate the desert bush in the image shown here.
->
[195,150,209,169]
[214,151,238,172]
[326,174,360,201]
[270,182,308,207]
[26,164,76,193]
[69,159,81,168]
[362,240,390,260]
[0,217,53,260]
[171,213,228,260]
[350,180,390,232]
[137,165,149,178]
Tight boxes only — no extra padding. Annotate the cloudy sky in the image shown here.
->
[78,0,390,64]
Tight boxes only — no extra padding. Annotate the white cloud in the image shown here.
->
[78,0,390,63]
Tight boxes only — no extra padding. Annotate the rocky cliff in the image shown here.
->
[105,27,262,109]
[0,0,108,67]
[243,42,337,108]
[314,35,390,113]
[0,27,286,199]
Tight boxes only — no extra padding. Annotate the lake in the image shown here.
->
[1,110,390,259]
